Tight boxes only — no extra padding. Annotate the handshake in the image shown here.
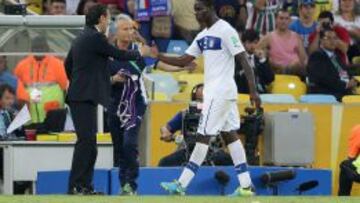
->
[137,44,196,73]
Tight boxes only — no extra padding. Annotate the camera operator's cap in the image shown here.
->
[299,0,315,6]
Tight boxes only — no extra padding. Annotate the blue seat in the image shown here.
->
[300,95,338,104]
[260,94,298,104]
[166,40,189,55]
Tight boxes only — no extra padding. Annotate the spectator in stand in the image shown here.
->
[308,11,350,64]
[0,55,28,104]
[235,29,274,94]
[0,84,24,140]
[335,0,360,63]
[76,0,98,15]
[66,0,80,14]
[246,0,281,36]
[338,124,360,196]
[125,0,136,18]
[13,36,68,124]
[171,0,201,43]
[257,9,308,77]
[99,0,125,12]
[333,0,360,15]
[289,0,317,49]
[48,0,67,15]
[307,26,359,101]
[99,0,123,17]
[214,0,248,32]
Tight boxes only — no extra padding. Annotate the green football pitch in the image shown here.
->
[0,196,359,203]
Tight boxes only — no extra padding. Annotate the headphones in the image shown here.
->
[191,83,204,101]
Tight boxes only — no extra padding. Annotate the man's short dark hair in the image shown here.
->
[0,84,15,98]
[85,4,107,27]
[197,0,215,8]
[319,24,334,40]
[275,8,290,18]
[241,29,260,43]
[51,0,66,4]
[318,11,334,23]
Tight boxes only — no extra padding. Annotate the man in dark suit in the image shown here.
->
[307,26,359,101]
[235,29,274,94]
[65,4,150,194]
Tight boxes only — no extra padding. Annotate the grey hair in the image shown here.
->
[115,14,133,24]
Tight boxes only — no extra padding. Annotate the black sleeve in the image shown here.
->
[307,53,347,92]
[257,59,275,85]
[65,48,73,80]
[92,33,141,61]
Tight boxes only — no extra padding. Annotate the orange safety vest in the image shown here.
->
[14,55,69,123]
[13,55,68,90]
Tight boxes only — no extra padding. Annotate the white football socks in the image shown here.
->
[178,142,209,188]
[228,140,252,188]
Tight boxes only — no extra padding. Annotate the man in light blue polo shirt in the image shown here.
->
[289,0,317,49]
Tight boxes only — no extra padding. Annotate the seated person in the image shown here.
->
[289,0,317,49]
[0,55,29,105]
[13,36,68,124]
[158,84,232,167]
[307,26,359,101]
[308,11,350,64]
[257,9,308,77]
[0,84,25,140]
[235,29,274,94]
[338,124,360,196]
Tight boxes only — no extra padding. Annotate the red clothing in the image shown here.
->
[99,0,125,11]
[349,125,360,159]
[309,25,350,64]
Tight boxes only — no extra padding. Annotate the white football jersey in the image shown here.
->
[186,19,245,100]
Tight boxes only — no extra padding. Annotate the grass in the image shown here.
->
[0,196,359,203]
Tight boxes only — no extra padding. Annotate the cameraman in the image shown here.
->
[308,11,350,64]
[158,84,232,167]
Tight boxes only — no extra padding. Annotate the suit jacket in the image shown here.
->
[307,49,353,101]
[65,26,141,107]
[234,56,274,94]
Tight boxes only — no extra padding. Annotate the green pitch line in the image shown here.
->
[0,196,359,203]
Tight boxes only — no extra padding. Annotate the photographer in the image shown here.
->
[308,11,350,64]
[158,84,232,167]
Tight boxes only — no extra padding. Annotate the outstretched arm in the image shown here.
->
[156,61,196,72]
[157,54,196,67]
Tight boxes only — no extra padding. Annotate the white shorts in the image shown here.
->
[197,99,240,136]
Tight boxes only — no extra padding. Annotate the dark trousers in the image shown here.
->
[68,101,97,191]
[338,159,360,196]
[108,113,142,191]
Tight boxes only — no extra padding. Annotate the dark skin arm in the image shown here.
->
[157,54,195,67]
[236,52,261,109]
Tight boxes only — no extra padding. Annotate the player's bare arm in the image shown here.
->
[236,52,261,109]
[157,54,195,67]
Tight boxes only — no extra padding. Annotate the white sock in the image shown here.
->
[178,142,209,188]
[228,140,252,188]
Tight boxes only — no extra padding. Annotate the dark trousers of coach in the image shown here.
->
[68,101,98,190]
